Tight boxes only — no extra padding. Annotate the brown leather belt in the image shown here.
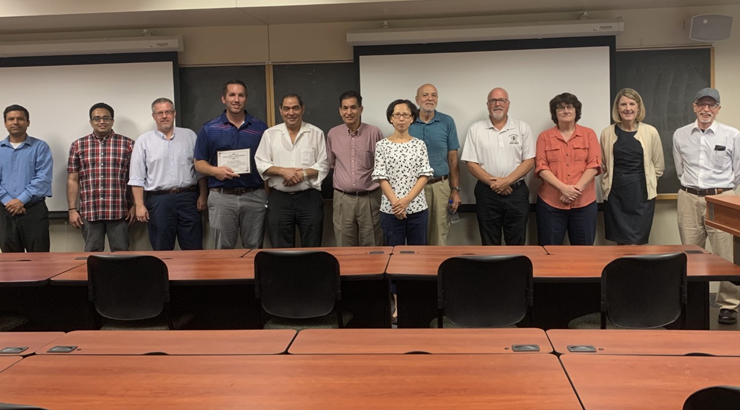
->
[335,188,378,197]
[426,175,449,185]
[210,187,263,195]
[681,186,734,197]
[149,186,198,195]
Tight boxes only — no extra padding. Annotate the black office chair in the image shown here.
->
[87,255,191,330]
[684,385,740,410]
[568,253,687,329]
[433,255,533,328]
[0,312,29,332]
[0,404,50,410]
[254,250,351,330]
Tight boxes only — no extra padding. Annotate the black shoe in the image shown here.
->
[718,309,738,325]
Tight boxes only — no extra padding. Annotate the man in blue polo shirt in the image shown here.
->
[409,84,461,245]
[194,80,268,249]
[0,104,53,252]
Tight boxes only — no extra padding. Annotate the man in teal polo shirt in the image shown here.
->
[409,83,461,245]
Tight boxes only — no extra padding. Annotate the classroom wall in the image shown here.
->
[3,4,740,252]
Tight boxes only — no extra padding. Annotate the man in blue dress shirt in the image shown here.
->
[0,105,53,252]
[129,98,207,250]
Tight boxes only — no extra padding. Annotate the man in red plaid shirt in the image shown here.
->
[67,102,135,251]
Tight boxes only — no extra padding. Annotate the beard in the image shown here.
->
[491,110,504,121]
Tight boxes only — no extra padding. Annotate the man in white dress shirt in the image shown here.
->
[255,94,329,248]
[673,87,740,325]
[129,98,207,250]
[461,87,535,245]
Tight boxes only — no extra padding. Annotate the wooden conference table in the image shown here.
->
[289,328,552,354]
[46,247,392,330]
[0,354,582,409]
[387,245,740,329]
[37,330,296,355]
[548,329,740,356]
[0,332,64,356]
[561,355,740,410]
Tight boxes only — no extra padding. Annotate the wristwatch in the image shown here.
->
[451,186,461,192]
[302,169,308,181]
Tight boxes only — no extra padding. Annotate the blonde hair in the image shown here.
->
[612,88,646,123]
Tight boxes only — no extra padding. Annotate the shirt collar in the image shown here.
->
[0,136,31,147]
[343,122,364,136]
[487,116,513,132]
[89,131,115,142]
[220,110,253,128]
[154,128,175,140]
[415,110,439,124]
[692,120,719,134]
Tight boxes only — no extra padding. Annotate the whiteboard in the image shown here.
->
[0,60,175,212]
[359,46,611,204]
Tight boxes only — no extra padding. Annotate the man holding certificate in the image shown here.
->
[129,98,207,250]
[255,94,329,248]
[194,80,269,249]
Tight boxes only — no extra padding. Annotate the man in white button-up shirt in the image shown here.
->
[255,94,329,247]
[129,98,207,250]
[673,87,740,325]
[461,87,535,245]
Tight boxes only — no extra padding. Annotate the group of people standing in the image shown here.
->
[0,81,738,324]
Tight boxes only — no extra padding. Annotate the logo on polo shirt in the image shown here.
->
[509,134,520,144]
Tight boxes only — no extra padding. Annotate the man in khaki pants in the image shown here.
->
[673,87,740,325]
[327,91,384,246]
[409,84,461,245]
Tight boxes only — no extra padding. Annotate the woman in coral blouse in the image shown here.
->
[535,93,602,245]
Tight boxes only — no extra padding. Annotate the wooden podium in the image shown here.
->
[706,195,740,269]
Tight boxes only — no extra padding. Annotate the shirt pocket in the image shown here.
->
[572,141,589,162]
[360,151,374,169]
[544,145,562,163]
[177,149,195,166]
[302,148,316,165]
[713,149,732,169]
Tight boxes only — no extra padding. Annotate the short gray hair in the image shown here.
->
[151,97,174,112]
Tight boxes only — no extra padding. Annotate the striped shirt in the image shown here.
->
[194,111,268,190]
[67,132,134,221]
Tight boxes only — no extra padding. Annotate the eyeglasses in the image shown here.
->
[556,105,575,112]
[153,110,175,117]
[695,102,720,109]
[392,113,412,119]
[91,116,113,123]
[487,98,509,105]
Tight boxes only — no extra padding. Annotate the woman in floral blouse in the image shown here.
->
[372,99,434,245]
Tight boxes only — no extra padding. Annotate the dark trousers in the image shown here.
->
[267,189,324,248]
[145,190,203,250]
[0,200,50,252]
[536,197,597,246]
[380,210,428,246]
[474,181,529,245]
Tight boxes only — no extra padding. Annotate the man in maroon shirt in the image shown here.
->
[67,102,135,251]
[326,91,384,246]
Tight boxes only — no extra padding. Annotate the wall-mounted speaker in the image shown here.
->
[689,14,733,41]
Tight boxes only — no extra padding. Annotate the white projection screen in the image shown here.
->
[0,56,176,212]
[359,41,613,205]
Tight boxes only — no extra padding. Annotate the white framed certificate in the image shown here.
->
[217,149,250,174]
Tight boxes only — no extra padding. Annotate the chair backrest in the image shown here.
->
[601,252,687,329]
[437,255,533,328]
[683,385,740,410]
[87,255,170,321]
[254,250,341,320]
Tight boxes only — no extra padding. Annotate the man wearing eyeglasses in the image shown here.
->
[128,98,207,250]
[67,102,135,251]
[409,84,461,246]
[674,87,740,325]
[461,88,534,245]
[255,94,329,248]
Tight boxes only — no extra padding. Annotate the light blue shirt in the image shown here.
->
[0,136,53,205]
[128,127,201,191]
[408,110,460,177]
